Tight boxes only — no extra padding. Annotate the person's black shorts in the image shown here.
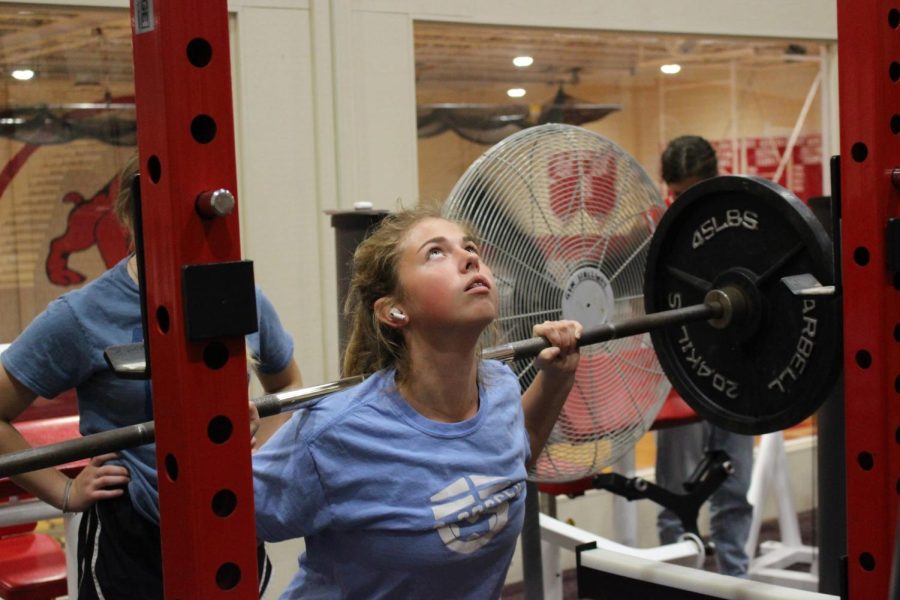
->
[77,490,271,599]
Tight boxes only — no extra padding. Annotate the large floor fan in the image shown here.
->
[442,123,670,483]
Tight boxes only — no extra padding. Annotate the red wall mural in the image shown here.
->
[46,175,129,286]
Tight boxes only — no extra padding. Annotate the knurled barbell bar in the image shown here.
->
[0,296,732,479]
[0,175,842,478]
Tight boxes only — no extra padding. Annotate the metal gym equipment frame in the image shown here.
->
[836,2,900,598]
[131,1,258,597]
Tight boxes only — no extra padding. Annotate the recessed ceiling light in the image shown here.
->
[660,64,682,75]
[11,69,35,81]
[512,56,534,68]
[507,88,527,98]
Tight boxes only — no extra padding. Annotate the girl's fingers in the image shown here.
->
[84,480,127,494]
[90,453,120,466]
[95,466,130,477]
[538,347,561,363]
[92,488,126,500]
[533,320,582,349]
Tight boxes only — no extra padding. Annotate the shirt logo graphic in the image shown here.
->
[430,475,524,554]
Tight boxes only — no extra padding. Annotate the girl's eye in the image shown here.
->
[427,247,444,258]
[466,245,480,254]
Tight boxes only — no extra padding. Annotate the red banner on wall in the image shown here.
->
[711,134,823,202]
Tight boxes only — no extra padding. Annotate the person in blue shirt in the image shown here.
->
[0,153,302,599]
[253,207,582,599]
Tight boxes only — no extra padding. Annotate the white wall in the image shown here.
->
[231,4,335,386]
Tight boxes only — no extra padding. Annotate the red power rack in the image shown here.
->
[129,1,259,597]
[837,1,900,598]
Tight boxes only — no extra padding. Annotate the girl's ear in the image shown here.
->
[374,297,407,329]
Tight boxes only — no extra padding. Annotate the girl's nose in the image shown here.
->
[461,250,479,272]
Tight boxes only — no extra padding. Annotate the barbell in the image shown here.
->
[0,175,842,479]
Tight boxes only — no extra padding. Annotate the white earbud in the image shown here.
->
[389,308,407,321]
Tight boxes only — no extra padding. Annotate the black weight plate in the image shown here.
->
[644,175,841,435]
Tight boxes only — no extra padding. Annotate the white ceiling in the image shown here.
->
[414,21,824,102]
[0,6,824,110]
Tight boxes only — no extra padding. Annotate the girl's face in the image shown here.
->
[394,217,498,330]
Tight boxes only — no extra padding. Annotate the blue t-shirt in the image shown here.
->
[253,360,531,600]
[2,257,294,524]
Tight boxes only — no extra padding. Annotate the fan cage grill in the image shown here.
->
[443,124,670,483]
